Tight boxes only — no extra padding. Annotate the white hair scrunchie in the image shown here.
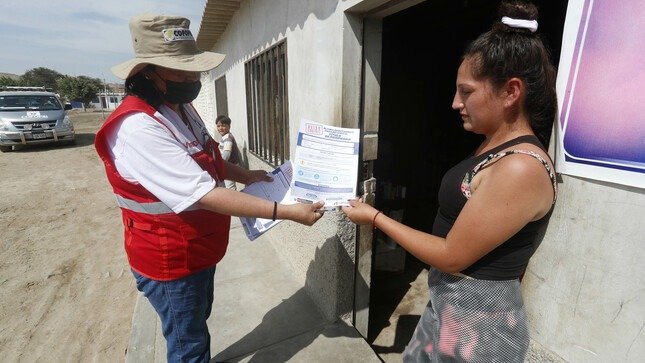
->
[501,16,538,33]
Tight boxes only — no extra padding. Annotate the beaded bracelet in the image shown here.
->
[272,201,278,221]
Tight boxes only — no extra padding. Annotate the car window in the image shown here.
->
[0,95,62,111]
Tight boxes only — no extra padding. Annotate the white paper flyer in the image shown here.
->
[290,119,360,207]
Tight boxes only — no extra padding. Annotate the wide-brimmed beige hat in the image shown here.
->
[111,14,225,79]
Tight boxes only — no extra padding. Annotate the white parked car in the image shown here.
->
[0,90,75,152]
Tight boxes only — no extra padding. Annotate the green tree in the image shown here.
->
[0,76,23,88]
[57,76,102,109]
[20,67,64,91]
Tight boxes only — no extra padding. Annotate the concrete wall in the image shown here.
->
[522,171,645,362]
[197,0,358,320]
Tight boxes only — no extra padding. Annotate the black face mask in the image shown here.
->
[153,71,202,104]
[160,79,202,104]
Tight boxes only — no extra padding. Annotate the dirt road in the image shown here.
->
[0,111,136,361]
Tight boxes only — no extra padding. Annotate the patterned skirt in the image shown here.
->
[403,269,529,362]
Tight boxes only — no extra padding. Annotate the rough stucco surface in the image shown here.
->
[522,175,645,362]
[526,340,567,363]
[245,156,356,321]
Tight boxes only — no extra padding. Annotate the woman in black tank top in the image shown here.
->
[342,1,558,361]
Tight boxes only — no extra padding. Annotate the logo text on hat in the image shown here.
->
[162,28,194,42]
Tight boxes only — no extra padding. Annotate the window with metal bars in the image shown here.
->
[244,41,289,167]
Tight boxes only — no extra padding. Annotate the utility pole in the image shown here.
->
[100,75,107,119]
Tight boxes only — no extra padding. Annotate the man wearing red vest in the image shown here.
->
[95,14,324,363]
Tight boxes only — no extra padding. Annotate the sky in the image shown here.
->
[0,0,205,83]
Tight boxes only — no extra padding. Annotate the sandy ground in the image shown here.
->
[0,111,136,362]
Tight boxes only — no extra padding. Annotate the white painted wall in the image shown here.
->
[193,71,217,137]
[198,0,355,320]
[90,92,124,111]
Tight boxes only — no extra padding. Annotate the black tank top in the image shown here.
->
[432,135,556,280]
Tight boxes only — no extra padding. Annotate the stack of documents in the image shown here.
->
[239,161,294,241]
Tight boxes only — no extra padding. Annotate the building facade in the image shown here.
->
[89,92,125,111]
[194,1,645,361]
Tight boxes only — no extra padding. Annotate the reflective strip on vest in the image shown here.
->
[115,195,174,214]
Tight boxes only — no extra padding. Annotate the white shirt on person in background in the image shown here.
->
[218,132,241,165]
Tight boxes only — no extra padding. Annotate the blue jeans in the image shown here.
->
[132,266,216,363]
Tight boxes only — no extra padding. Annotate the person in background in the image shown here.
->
[215,115,242,190]
[94,14,324,363]
[342,1,558,361]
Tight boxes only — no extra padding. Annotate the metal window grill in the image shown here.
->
[245,41,289,167]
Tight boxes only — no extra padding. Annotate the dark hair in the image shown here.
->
[125,65,164,109]
[463,0,557,148]
[216,115,231,125]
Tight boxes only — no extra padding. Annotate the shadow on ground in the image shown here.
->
[368,255,427,355]
[211,236,371,363]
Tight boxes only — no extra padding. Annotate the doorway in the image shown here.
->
[366,0,568,358]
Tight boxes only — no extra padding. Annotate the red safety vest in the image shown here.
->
[94,96,230,281]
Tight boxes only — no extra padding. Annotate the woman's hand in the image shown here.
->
[341,198,379,225]
[282,201,325,226]
[246,169,273,185]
